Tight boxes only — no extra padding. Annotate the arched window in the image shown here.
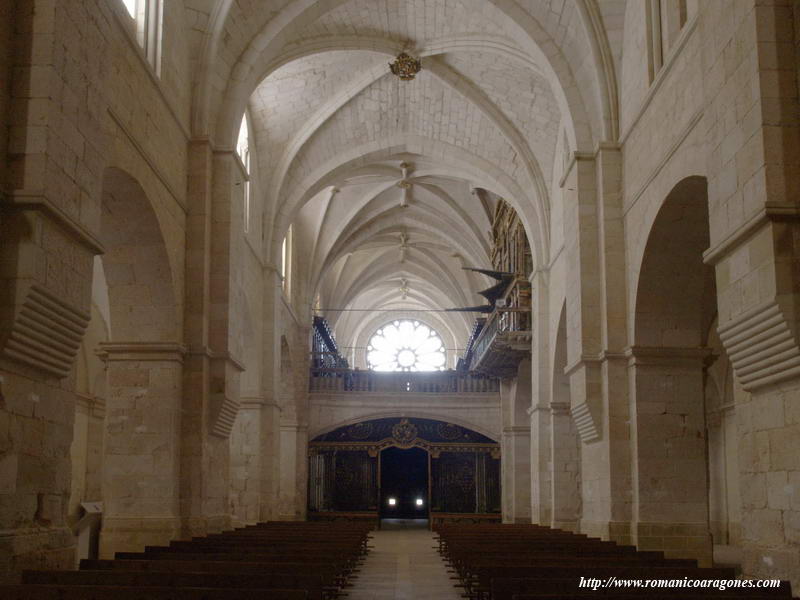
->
[119,0,163,75]
[367,320,446,372]
[281,225,292,294]
[237,113,251,232]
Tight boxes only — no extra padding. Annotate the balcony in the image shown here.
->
[464,278,532,378]
[309,369,499,394]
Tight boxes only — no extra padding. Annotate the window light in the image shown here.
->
[416,498,424,506]
[367,320,446,371]
[387,498,396,506]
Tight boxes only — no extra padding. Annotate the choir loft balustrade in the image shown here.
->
[309,368,499,394]
[461,276,532,379]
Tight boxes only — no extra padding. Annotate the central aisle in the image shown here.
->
[348,519,462,600]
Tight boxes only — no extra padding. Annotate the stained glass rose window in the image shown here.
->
[367,320,446,371]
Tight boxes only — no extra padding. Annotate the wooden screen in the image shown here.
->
[431,451,501,513]
[308,449,377,512]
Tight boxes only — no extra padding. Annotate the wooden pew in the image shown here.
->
[434,523,794,600]
[23,570,325,600]
[0,585,308,599]
[1,521,370,600]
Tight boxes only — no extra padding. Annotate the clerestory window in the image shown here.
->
[237,113,251,232]
[120,0,163,75]
[367,320,446,372]
[281,225,292,296]
[647,0,687,82]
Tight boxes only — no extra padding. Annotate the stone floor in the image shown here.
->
[348,519,461,600]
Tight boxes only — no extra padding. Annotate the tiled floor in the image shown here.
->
[348,519,462,600]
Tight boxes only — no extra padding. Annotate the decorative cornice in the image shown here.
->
[210,392,239,438]
[625,345,711,367]
[502,425,531,435]
[571,401,600,444]
[239,395,272,409]
[718,299,800,391]
[563,350,626,377]
[280,423,309,433]
[1,284,91,378]
[4,190,105,255]
[550,401,571,416]
[703,203,800,266]
[98,342,186,363]
[309,438,500,459]
[185,345,245,372]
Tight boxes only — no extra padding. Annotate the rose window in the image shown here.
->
[367,320,446,371]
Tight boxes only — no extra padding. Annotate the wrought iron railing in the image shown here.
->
[312,316,348,368]
[309,369,499,393]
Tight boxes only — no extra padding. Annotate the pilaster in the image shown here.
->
[561,145,631,543]
[98,342,185,556]
[627,345,713,566]
[278,421,308,521]
[700,0,800,585]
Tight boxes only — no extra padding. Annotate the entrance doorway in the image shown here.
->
[380,446,429,519]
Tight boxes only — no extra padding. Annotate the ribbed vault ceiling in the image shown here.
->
[183,0,626,363]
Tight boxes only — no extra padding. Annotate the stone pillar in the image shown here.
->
[98,343,184,556]
[528,405,551,525]
[500,361,532,523]
[528,270,552,525]
[258,401,281,521]
[561,146,631,543]
[181,141,239,540]
[229,396,266,527]
[501,424,532,523]
[550,401,581,531]
[278,422,308,520]
[699,0,800,587]
[500,380,513,520]
[627,347,713,565]
[259,268,283,520]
